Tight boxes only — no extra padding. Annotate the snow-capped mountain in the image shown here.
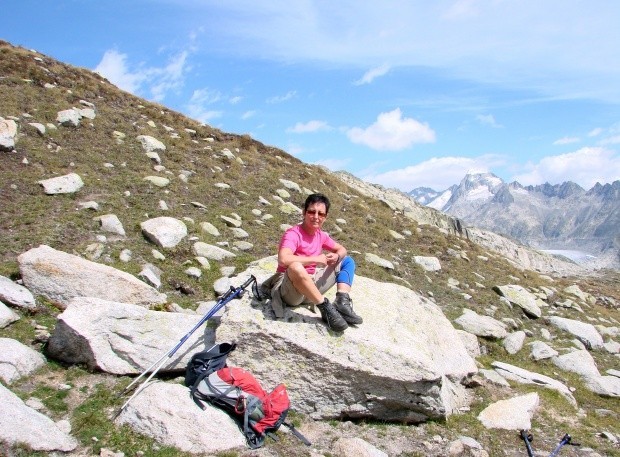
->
[409,173,620,269]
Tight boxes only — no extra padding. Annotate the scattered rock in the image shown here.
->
[143,176,170,187]
[0,338,47,384]
[140,217,188,249]
[0,275,36,309]
[192,242,236,261]
[478,392,539,430]
[530,341,558,360]
[56,108,81,127]
[0,383,78,452]
[136,135,166,153]
[492,361,576,405]
[95,214,126,236]
[455,309,508,339]
[414,256,442,272]
[0,117,18,151]
[115,382,246,453]
[38,173,84,194]
[503,331,526,354]
[493,285,542,318]
[365,253,394,269]
[547,316,604,349]
[331,437,388,457]
[0,302,20,328]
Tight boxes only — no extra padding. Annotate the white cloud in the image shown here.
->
[588,127,603,137]
[241,110,256,120]
[476,114,502,128]
[599,135,620,146]
[285,143,304,157]
[186,88,224,123]
[94,50,147,93]
[361,155,502,192]
[230,96,243,104]
[187,109,223,124]
[553,136,580,145]
[267,91,297,104]
[313,158,351,171]
[511,147,620,188]
[189,88,223,105]
[353,64,390,85]
[287,120,331,133]
[198,3,620,102]
[149,51,189,101]
[94,49,190,102]
[347,108,435,151]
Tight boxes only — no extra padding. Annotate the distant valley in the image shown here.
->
[409,173,620,270]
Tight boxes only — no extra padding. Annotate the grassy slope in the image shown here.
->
[1,40,619,456]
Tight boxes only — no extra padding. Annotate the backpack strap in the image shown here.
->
[189,369,212,409]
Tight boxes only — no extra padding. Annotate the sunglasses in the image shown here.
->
[306,209,327,218]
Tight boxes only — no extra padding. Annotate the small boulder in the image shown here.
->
[136,135,166,153]
[455,309,508,339]
[0,383,78,452]
[0,302,20,328]
[493,285,541,318]
[414,256,441,272]
[0,338,47,384]
[38,173,84,194]
[0,275,36,309]
[0,117,18,151]
[141,217,187,249]
[478,392,539,430]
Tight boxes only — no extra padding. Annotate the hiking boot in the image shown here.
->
[334,292,363,325]
[317,298,348,332]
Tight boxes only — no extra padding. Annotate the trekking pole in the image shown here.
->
[520,430,579,457]
[549,434,579,457]
[520,430,536,457]
[115,275,257,416]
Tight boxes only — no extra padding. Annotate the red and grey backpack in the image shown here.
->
[185,342,310,449]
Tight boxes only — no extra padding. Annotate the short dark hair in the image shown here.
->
[303,193,330,214]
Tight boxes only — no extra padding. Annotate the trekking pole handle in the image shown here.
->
[219,275,256,301]
[241,275,256,290]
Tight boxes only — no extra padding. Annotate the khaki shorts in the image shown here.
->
[263,263,340,318]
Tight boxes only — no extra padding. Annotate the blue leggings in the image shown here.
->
[336,255,355,286]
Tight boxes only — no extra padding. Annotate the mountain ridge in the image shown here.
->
[410,173,620,270]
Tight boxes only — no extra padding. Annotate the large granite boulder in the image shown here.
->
[214,259,478,423]
[46,297,213,374]
[18,245,166,308]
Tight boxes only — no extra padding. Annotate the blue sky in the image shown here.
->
[4,1,620,192]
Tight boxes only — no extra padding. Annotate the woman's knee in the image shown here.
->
[287,262,308,280]
[341,255,355,272]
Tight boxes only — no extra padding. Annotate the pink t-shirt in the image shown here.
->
[277,224,336,274]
